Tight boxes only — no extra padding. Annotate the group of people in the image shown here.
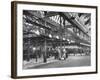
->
[32,47,68,62]
[53,47,68,60]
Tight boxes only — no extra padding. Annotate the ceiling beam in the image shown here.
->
[45,12,58,17]
[24,11,90,45]
[60,12,90,37]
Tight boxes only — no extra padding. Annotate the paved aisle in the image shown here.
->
[28,56,91,69]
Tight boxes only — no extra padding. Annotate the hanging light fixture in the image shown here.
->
[49,34,52,38]
[35,30,40,35]
[56,36,59,39]
[63,38,65,40]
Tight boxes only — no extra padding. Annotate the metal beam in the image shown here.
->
[60,12,90,37]
[45,12,58,17]
[24,11,90,45]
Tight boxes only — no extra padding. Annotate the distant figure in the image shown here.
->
[34,50,38,62]
[57,48,62,60]
[62,48,67,60]
[65,49,68,58]
[54,49,58,59]
[32,47,38,62]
